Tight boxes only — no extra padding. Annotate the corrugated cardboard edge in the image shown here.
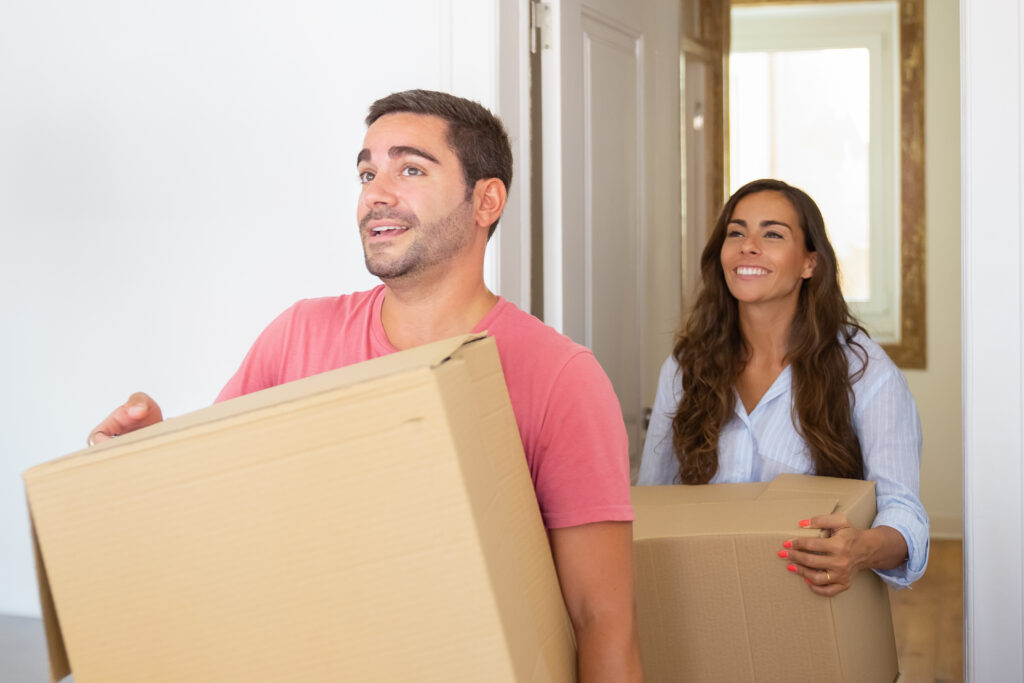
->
[30,516,69,683]
[431,336,576,682]
[23,332,490,683]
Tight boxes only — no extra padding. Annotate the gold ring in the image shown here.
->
[825,570,832,584]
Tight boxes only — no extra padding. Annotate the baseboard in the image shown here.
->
[929,513,963,540]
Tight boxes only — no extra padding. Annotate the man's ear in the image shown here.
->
[802,251,818,280]
[473,178,507,229]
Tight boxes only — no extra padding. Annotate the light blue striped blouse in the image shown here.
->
[637,330,929,588]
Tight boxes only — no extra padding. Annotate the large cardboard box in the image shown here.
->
[632,474,899,683]
[24,334,576,683]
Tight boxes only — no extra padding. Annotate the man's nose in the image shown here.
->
[361,174,398,206]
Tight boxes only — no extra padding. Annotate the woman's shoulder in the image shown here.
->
[656,353,684,403]
[842,327,909,396]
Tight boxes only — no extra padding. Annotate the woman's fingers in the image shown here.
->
[802,512,851,532]
[780,515,860,596]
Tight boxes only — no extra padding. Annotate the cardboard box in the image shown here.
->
[24,334,576,683]
[632,474,899,683]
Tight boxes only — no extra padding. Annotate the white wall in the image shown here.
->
[0,0,511,618]
[962,0,1024,678]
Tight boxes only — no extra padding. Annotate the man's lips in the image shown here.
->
[360,209,417,239]
[367,224,410,238]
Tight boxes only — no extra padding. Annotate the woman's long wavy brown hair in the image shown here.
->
[671,178,868,484]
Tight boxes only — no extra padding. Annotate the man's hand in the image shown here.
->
[549,521,643,682]
[87,392,163,445]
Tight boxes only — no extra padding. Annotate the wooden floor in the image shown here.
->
[889,539,963,683]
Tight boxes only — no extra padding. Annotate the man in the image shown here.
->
[90,90,643,682]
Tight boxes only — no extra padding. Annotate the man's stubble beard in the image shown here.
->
[362,199,475,281]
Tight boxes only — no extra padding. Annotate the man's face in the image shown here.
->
[356,113,475,281]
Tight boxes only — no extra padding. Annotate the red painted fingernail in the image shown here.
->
[783,540,793,549]
[799,519,811,527]
[805,578,811,584]
[778,550,788,558]
[787,564,798,573]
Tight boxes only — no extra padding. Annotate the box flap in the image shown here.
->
[632,499,838,539]
[760,473,877,529]
[631,481,767,506]
[23,333,489,483]
[631,484,839,540]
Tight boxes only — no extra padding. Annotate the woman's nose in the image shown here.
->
[739,236,760,254]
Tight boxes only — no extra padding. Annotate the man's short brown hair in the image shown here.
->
[367,90,513,238]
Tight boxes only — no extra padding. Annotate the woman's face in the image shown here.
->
[719,190,817,309]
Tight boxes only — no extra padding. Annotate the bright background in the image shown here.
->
[0,0,505,617]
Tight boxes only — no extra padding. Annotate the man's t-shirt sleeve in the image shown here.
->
[214,305,297,403]
[531,350,634,529]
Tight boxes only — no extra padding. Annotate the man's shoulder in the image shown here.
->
[285,286,383,323]
[488,300,593,360]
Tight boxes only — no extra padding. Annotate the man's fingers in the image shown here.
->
[125,392,161,421]
[86,392,163,446]
[88,430,112,446]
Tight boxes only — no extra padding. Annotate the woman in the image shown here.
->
[638,178,928,594]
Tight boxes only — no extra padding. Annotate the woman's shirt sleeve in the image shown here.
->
[853,349,930,588]
[637,356,684,485]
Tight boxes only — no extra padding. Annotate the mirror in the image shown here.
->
[728,0,925,368]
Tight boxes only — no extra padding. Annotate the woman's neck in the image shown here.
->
[737,299,798,366]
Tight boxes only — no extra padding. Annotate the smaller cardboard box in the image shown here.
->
[632,474,899,683]
[24,334,576,683]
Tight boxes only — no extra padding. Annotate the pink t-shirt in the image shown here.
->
[217,285,633,529]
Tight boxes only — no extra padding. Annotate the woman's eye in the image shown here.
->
[765,230,783,239]
[358,170,375,184]
[727,230,744,238]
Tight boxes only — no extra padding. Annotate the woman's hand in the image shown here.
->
[778,513,909,597]
[778,513,863,596]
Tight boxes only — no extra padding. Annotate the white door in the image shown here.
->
[540,0,681,475]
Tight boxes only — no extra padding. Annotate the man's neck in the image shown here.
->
[379,269,498,350]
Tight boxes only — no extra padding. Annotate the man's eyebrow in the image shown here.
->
[356,145,441,168]
[388,145,440,164]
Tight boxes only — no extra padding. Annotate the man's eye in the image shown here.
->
[401,166,424,177]
[358,170,375,184]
